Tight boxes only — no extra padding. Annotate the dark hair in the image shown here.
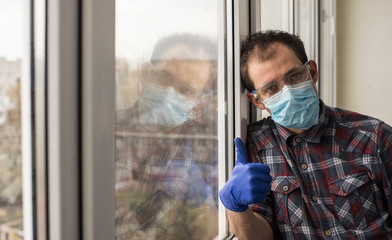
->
[240,30,308,91]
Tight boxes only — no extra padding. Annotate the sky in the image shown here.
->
[0,0,219,61]
[0,0,24,60]
[115,0,219,61]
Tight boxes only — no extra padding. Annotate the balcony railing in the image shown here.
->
[0,219,23,240]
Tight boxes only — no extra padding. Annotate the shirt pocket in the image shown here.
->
[271,176,303,227]
[329,172,378,230]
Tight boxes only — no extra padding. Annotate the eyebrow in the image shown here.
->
[271,64,302,82]
[285,65,302,75]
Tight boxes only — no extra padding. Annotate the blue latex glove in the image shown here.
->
[219,138,272,212]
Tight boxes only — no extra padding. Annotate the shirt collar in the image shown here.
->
[274,99,329,143]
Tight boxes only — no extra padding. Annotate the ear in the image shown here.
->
[308,60,318,84]
[247,92,266,110]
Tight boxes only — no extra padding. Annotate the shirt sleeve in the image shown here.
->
[246,134,279,236]
[378,122,392,215]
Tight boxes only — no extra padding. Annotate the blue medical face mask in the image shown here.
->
[263,80,319,130]
[138,82,196,131]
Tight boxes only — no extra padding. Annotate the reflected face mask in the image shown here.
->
[138,82,196,131]
[263,80,319,130]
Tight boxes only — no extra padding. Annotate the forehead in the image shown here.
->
[160,44,209,62]
[248,43,302,88]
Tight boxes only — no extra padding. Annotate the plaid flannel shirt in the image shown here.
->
[247,100,392,239]
[115,104,219,239]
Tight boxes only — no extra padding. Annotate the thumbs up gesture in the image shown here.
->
[219,138,272,212]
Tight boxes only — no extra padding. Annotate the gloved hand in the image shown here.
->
[219,137,272,212]
[185,165,212,208]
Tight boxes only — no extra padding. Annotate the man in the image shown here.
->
[115,33,219,239]
[219,30,392,239]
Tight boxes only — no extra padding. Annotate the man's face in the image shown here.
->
[138,44,215,131]
[247,43,318,111]
[152,45,212,100]
[155,59,211,99]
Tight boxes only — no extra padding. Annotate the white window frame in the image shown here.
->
[22,0,34,238]
[234,0,251,141]
[218,0,232,238]
[81,0,115,239]
[43,0,260,239]
[319,0,337,107]
[47,0,81,239]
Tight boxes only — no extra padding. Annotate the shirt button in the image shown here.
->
[301,163,308,170]
[283,186,289,192]
[295,137,302,143]
[324,229,332,236]
[311,196,318,202]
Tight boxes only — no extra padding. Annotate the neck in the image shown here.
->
[287,127,304,135]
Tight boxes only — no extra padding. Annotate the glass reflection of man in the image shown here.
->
[115,33,218,240]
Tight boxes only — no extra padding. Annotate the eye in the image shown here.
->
[287,69,307,84]
[175,82,200,98]
[266,85,277,93]
[261,82,280,95]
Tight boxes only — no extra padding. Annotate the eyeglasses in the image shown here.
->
[252,62,311,101]
[145,68,203,99]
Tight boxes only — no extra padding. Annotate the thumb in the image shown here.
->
[234,137,248,165]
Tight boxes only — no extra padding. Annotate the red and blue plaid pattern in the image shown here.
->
[247,100,392,239]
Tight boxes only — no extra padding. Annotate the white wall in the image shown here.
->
[336,0,392,125]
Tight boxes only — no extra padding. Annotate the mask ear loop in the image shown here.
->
[304,62,313,82]
[252,90,263,103]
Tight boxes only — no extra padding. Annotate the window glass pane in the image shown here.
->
[115,1,220,239]
[0,0,24,238]
[298,0,312,57]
